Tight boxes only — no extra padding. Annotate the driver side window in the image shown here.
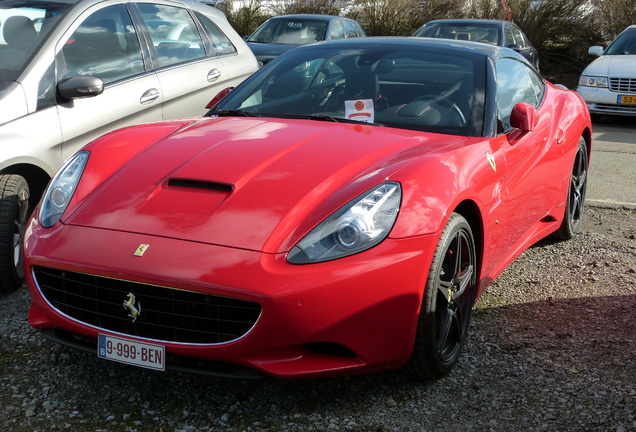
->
[495,58,545,131]
[61,5,144,84]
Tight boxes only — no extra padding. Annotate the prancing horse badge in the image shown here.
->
[485,152,497,172]
[133,244,149,257]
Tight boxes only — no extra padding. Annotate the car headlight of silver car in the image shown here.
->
[287,182,401,264]
[578,75,608,88]
[39,151,89,228]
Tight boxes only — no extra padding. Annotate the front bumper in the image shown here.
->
[576,85,636,116]
[24,220,436,379]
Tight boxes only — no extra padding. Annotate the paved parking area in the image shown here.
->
[588,116,636,209]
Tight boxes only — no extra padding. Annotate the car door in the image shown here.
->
[342,19,365,38]
[135,3,231,120]
[507,23,539,69]
[495,57,555,244]
[328,20,345,40]
[58,3,163,161]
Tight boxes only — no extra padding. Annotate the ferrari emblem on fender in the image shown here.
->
[133,244,149,257]
[486,152,497,172]
[123,293,141,322]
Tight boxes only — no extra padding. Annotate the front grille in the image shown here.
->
[609,77,636,93]
[34,266,261,344]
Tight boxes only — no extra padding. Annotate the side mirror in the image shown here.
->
[243,35,250,41]
[506,43,522,52]
[510,102,538,132]
[588,46,604,57]
[58,75,104,100]
[205,86,234,109]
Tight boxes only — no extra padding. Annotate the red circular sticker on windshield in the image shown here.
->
[354,100,365,111]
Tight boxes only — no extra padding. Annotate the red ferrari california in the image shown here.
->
[24,37,592,379]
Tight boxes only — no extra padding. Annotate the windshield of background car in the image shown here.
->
[604,28,636,55]
[213,44,486,137]
[247,19,328,45]
[415,23,500,46]
[0,1,71,79]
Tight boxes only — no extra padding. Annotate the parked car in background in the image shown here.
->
[25,37,591,380]
[244,14,365,65]
[0,0,258,293]
[413,19,540,70]
[577,25,636,121]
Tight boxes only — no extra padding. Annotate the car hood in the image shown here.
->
[66,116,465,253]
[0,80,28,125]
[582,54,636,77]
[246,42,297,63]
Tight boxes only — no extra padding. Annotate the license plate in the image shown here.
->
[617,95,636,105]
[98,334,165,371]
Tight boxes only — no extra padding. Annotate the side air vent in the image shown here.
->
[168,179,233,193]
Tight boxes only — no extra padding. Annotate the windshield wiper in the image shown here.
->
[274,114,384,126]
[206,109,261,118]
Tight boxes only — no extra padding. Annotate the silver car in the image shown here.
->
[577,25,636,121]
[0,0,258,292]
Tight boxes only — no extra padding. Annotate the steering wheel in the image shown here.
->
[413,95,467,127]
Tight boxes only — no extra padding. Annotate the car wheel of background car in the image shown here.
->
[406,213,477,379]
[0,174,30,292]
[552,137,588,241]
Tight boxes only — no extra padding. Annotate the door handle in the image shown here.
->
[140,88,160,105]
[207,69,221,82]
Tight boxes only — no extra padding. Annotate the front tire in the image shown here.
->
[553,137,588,241]
[406,213,477,379]
[0,174,30,293]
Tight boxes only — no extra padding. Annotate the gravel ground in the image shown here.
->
[1,205,635,432]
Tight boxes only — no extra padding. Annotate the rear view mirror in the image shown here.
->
[588,46,604,57]
[510,102,538,132]
[58,75,104,100]
[205,87,234,109]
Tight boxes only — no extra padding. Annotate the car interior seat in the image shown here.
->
[3,16,38,48]
[344,58,395,110]
[1,16,38,69]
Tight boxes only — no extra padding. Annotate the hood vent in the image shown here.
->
[168,179,233,193]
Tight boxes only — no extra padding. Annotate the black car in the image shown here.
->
[413,19,539,70]
[245,14,365,65]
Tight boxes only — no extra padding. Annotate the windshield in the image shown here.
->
[604,28,636,55]
[0,0,72,79]
[247,18,328,45]
[415,23,500,46]
[212,43,486,137]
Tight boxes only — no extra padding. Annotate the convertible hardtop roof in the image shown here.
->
[265,14,348,21]
[424,19,512,26]
[305,36,513,59]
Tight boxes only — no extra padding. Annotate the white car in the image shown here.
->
[0,0,259,293]
[577,25,636,120]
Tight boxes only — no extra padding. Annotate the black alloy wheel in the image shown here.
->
[553,137,588,241]
[407,213,477,379]
[0,174,31,292]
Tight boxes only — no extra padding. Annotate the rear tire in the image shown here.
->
[0,174,30,293]
[406,213,477,379]
[553,137,588,241]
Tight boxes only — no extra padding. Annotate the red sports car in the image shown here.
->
[24,37,592,379]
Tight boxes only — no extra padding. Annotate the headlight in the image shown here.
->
[287,182,401,264]
[578,76,608,88]
[39,151,89,228]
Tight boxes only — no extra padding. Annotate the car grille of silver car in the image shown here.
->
[33,266,262,344]
[609,78,636,93]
